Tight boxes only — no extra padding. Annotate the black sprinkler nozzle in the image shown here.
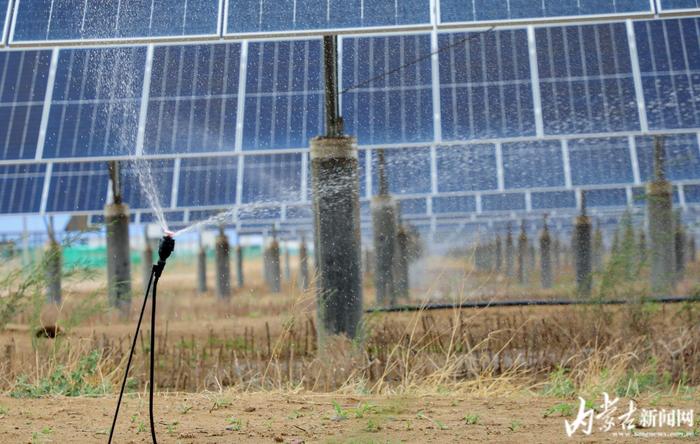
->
[154,235,175,278]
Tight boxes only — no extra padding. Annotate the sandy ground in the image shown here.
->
[0,392,696,443]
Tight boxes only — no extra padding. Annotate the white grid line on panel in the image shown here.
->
[430,145,438,194]
[475,193,482,214]
[525,190,532,211]
[430,0,442,142]
[626,19,649,131]
[561,139,572,188]
[629,135,642,184]
[300,152,308,203]
[625,185,634,206]
[495,142,505,191]
[39,161,52,214]
[527,26,544,137]
[170,157,181,209]
[679,183,687,208]
[34,47,58,160]
[234,40,248,152]
[135,44,154,156]
[235,154,244,206]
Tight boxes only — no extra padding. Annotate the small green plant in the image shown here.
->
[166,421,178,434]
[463,413,480,425]
[354,402,377,418]
[543,403,573,418]
[0,405,8,416]
[542,366,575,398]
[508,420,522,432]
[417,411,449,430]
[365,419,381,432]
[226,417,243,431]
[136,421,146,433]
[287,410,302,419]
[178,403,193,415]
[331,401,348,421]
[210,397,231,412]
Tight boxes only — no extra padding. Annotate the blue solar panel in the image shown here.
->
[12,0,219,42]
[227,0,430,33]
[660,0,700,10]
[439,30,535,141]
[242,153,302,203]
[531,190,576,209]
[502,140,564,189]
[372,147,431,195]
[44,47,146,158]
[482,192,525,211]
[436,144,497,192]
[635,18,700,131]
[0,50,51,160]
[343,34,433,145]
[685,184,700,202]
[46,162,109,212]
[568,137,634,185]
[585,188,627,207]
[140,210,184,223]
[177,157,237,207]
[432,195,476,213]
[122,160,175,210]
[286,204,312,219]
[536,23,639,135]
[636,134,700,181]
[0,163,45,213]
[440,0,651,23]
[145,44,241,154]
[243,40,323,150]
[398,198,427,215]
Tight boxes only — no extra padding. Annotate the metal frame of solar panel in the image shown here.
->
[0,1,700,238]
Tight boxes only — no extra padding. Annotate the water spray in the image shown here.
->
[108,232,175,444]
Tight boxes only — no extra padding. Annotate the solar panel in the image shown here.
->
[122,159,175,210]
[439,0,651,24]
[535,23,640,135]
[436,144,497,192]
[343,34,434,145]
[585,188,628,207]
[0,50,51,160]
[46,161,108,212]
[243,39,323,150]
[144,43,241,154]
[568,137,634,186]
[482,192,526,212]
[371,147,432,195]
[241,153,302,203]
[501,140,564,189]
[531,190,576,209]
[0,163,45,213]
[635,18,700,131]
[439,29,535,140]
[635,133,700,181]
[432,195,477,214]
[659,0,700,11]
[43,47,146,158]
[11,0,219,42]
[227,0,430,34]
[177,156,237,207]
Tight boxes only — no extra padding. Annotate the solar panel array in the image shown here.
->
[0,1,699,237]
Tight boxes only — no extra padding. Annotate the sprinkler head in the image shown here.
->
[158,235,175,263]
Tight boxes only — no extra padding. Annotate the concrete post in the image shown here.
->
[494,235,502,273]
[592,222,604,273]
[528,242,536,276]
[647,136,676,294]
[574,193,592,297]
[311,136,363,339]
[394,224,410,300]
[688,234,696,263]
[638,228,647,268]
[372,150,398,306]
[215,227,231,300]
[284,243,291,283]
[674,210,685,280]
[264,236,281,293]
[142,228,154,293]
[517,222,528,285]
[505,224,515,278]
[197,246,207,294]
[540,219,552,289]
[299,238,309,290]
[235,244,244,289]
[553,236,561,274]
[105,203,131,314]
[45,237,62,305]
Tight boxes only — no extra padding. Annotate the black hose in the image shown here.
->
[108,269,155,444]
[149,275,159,444]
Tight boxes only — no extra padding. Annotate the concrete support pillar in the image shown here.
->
[235,244,244,289]
[638,228,647,268]
[647,137,676,294]
[553,237,561,275]
[528,242,536,275]
[310,136,363,339]
[264,237,281,293]
[505,224,515,278]
[540,220,552,289]
[674,211,685,280]
[142,230,154,294]
[372,199,398,305]
[215,227,231,300]
[592,223,604,273]
[363,248,374,278]
[517,222,528,285]
[284,243,291,283]
[688,235,696,263]
[299,239,309,290]
[394,225,409,300]
[105,203,131,314]
[197,246,207,294]
[45,237,62,305]
[574,196,592,297]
